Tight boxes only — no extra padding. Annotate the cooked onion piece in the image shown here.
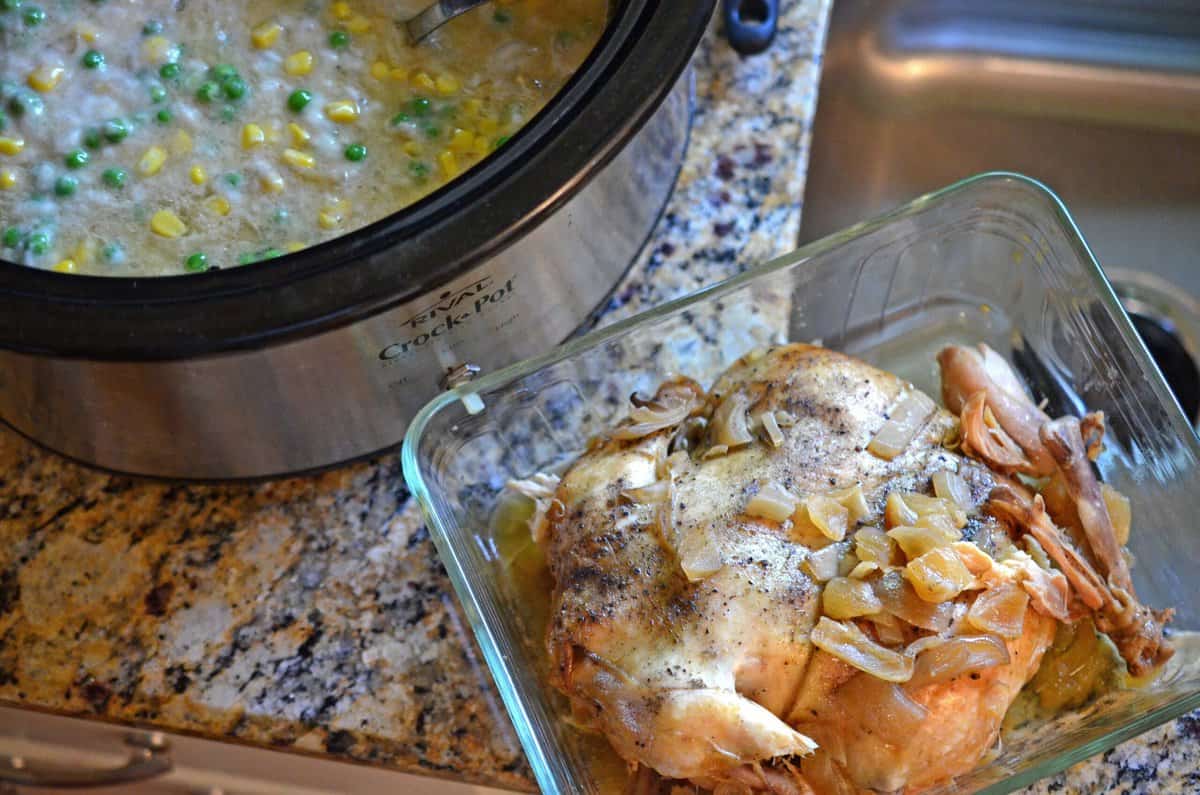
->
[803,542,848,583]
[905,546,977,603]
[676,526,723,582]
[505,472,562,545]
[967,582,1029,638]
[614,390,702,440]
[932,470,973,510]
[903,492,968,529]
[745,481,799,523]
[830,484,872,524]
[908,635,1010,688]
[868,390,936,460]
[811,617,915,682]
[873,571,955,632]
[854,526,897,567]
[802,495,850,541]
[758,411,785,448]
[888,525,957,561]
[823,576,884,619]
[848,561,880,579]
[710,392,756,449]
[885,492,919,529]
[837,672,929,741]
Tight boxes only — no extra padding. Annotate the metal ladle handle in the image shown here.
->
[0,734,171,789]
[406,0,488,43]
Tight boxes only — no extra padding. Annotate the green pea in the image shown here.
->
[8,91,43,118]
[64,149,89,169]
[390,112,410,126]
[102,118,129,143]
[2,227,21,248]
[155,108,172,124]
[27,232,49,255]
[101,242,124,263]
[184,252,208,272]
[287,89,312,112]
[82,128,102,149]
[224,172,241,187]
[142,19,162,35]
[494,135,510,149]
[328,30,349,48]
[54,175,78,197]
[21,4,43,25]
[344,143,366,162]
[221,75,247,100]
[0,0,21,12]
[210,63,237,83]
[101,167,127,188]
[409,96,431,116]
[196,81,219,103]
[150,84,167,103]
[219,105,235,122]
[421,123,439,139]
[0,109,6,132]
[408,160,429,180]
[82,50,104,69]
[159,62,180,80]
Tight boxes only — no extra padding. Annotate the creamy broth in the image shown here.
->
[0,0,605,275]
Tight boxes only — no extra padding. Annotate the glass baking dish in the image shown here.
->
[402,172,1200,794]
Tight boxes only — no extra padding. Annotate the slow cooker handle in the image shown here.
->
[723,0,778,55]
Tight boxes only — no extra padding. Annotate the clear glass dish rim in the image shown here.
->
[401,170,1200,794]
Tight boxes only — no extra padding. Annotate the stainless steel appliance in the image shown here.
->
[0,0,714,479]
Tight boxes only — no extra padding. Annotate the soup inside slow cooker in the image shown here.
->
[0,0,606,276]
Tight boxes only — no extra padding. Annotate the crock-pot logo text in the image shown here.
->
[379,275,517,360]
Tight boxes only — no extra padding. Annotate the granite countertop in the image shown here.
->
[0,1,1195,792]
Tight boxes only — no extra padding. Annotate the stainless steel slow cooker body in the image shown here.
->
[0,0,714,479]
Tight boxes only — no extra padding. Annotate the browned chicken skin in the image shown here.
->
[535,343,1169,793]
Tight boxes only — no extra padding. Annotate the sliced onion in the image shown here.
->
[823,576,883,619]
[758,411,785,449]
[953,540,996,577]
[505,472,562,545]
[903,492,968,529]
[710,391,756,449]
[810,617,914,682]
[967,582,1029,638]
[887,525,955,561]
[872,570,954,632]
[745,481,799,523]
[905,546,977,603]
[932,470,973,510]
[885,492,918,529]
[1101,483,1132,547]
[908,634,1010,688]
[702,444,730,460]
[619,480,671,506]
[867,611,907,646]
[848,560,880,580]
[837,672,929,742]
[868,390,936,460]
[803,543,847,583]
[831,484,872,524]
[613,391,701,440]
[805,495,850,541]
[774,410,797,428]
[854,526,896,567]
[676,526,723,582]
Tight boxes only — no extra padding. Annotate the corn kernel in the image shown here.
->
[447,128,473,153]
[189,165,207,185]
[251,20,283,49]
[138,146,168,176]
[323,100,359,123]
[170,129,193,155]
[241,123,266,149]
[389,67,407,82]
[0,169,16,190]
[0,138,25,156]
[142,36,179,64]
[150,209,187,238]
[285,240,305,252]
[477,116,499,136]
[205,195,231,216]
[346,14,371,33]
[27,66,65,94]
[435,74,459,96]
[402,140,421,157]
[413,72,436,92]
[330,1,352,19]
[318,210,342,230]
[287,123,311,146]
[75,22,101,42]
[370,61,389,80]
[437,149,458,178]
[470,134,490,156]
[463,98,483,117]
[284,51,314,76]
[72,238,97,264]
[282,148,315,169]
[261,171,285,193]
[52,258,77,274]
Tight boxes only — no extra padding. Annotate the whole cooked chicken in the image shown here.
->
[510,343,1171,793]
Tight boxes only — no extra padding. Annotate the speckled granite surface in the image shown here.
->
[1,1,1196,792]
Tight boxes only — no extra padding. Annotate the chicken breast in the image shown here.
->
[541,344,1058,792]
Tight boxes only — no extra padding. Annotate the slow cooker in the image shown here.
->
[0,0,715,479]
